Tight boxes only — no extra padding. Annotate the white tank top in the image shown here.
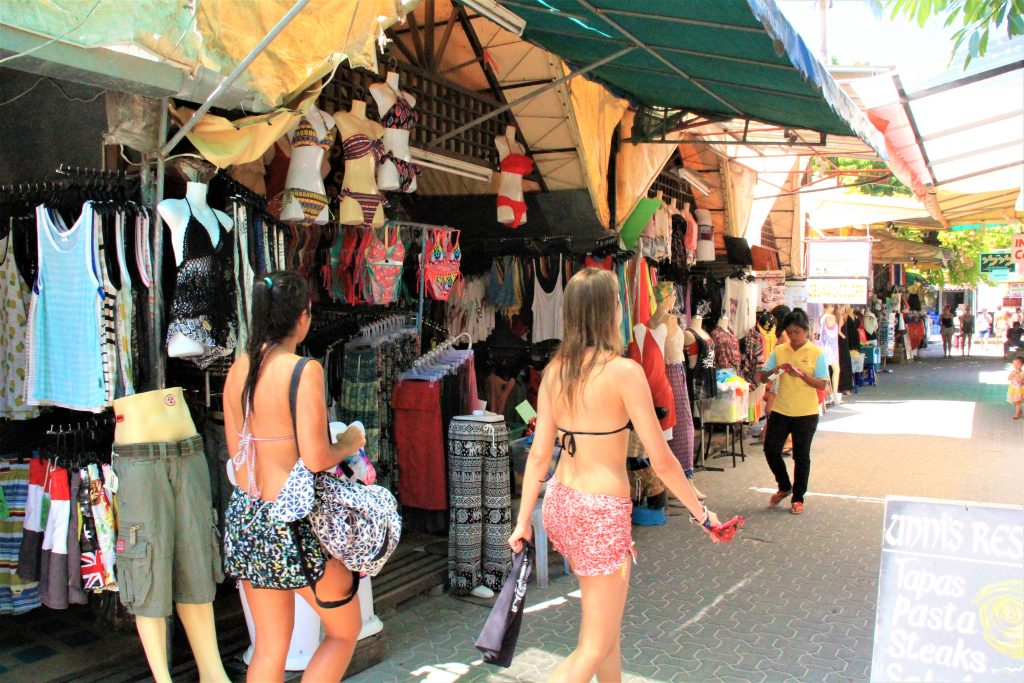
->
[531,256,564,343]
[27,203,107,411]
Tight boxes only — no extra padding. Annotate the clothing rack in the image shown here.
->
[463,232,619,258]
[385,219,459,338]
[399,332,473,381]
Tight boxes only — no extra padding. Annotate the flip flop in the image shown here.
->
[701,516,746,544]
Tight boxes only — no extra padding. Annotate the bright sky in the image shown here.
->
[776,1,1021,86]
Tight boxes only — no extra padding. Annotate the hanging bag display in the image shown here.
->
[475,540,534,667]
[270,358,402,607]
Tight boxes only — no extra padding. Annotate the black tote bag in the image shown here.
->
[475,541,534,667]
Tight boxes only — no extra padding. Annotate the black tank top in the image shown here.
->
[167,201,234,343]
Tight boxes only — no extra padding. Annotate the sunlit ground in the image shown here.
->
[978,369,1015,385]
[817,399,976,439]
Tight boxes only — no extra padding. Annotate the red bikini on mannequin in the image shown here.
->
[495,125,532,229]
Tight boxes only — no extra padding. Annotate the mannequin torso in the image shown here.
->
[113,388,199,444]
[370,72,418,193]
[495,125,531,227]
[334,100,386,227]
[683,316,711,370]
[158,182,233,359]
[279,104,336,225]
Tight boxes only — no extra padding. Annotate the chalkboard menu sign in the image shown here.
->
[871,496,1024,682]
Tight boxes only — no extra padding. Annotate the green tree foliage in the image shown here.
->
[814,157,913,197]
[887,0,1024,67]
[893,224,1017,285]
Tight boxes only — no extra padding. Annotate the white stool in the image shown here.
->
[531,498,570,587]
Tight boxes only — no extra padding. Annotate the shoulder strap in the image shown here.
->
[289,357,312,440]
[287,356,360,610]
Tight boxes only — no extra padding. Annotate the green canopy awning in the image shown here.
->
[494,0,885,153]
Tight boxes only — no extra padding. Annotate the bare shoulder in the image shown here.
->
[608,356,644,381]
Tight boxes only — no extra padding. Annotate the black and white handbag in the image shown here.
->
[270,358,402,606]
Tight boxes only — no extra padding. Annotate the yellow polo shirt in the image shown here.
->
[764,342,830,417]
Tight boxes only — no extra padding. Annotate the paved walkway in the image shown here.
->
[349,346,1023,683]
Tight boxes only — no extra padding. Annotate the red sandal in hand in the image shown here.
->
[690,506,746,543]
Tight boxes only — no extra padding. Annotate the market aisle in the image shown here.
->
[347,347,1023,683]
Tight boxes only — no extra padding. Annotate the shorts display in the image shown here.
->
[224,487,326,590]
[112,435,223,618]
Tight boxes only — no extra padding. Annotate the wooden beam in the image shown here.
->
[434,5,460,67]
[424,0,435,68]
[456,4,549,191]
[390,36,419,67]
[407,9,425,66]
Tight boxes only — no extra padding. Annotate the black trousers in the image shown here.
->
[764,412,819,503]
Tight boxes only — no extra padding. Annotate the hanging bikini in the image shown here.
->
[421,229,462,301]
[281,114,337,225]
[497,153,533,229]
[364,224,406,305]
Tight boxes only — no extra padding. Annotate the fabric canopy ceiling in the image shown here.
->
[1,0,417,110]
[846,41,1023,198]
[491,0,884,152]
[871,230,952,266]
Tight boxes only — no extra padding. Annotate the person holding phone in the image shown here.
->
[759,309,830,515]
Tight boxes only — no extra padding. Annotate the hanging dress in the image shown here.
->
[664,330,694,471]
[820,317,840,366]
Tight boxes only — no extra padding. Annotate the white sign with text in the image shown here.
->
[807,239,872,278]
[870,496,1024,682]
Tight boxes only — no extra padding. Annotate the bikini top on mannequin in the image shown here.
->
[500,153,533,176]
[380,88,418,130]
[292,115,336,150]
[342,133,386,162]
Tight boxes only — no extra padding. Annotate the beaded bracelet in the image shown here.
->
[689,504,712,529]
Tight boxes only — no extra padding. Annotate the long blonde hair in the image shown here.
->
[553,268,623,408]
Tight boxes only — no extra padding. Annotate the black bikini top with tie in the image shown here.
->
[544,422,632,481]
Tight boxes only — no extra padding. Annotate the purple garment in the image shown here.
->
[666,364,694,471]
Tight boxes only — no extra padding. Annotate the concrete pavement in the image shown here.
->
[348,345,1023,683]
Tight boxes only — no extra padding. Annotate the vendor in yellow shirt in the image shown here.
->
[759,309,830,515]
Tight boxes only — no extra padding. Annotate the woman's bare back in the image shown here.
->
[544,354,635,498]
[224,351,310,501]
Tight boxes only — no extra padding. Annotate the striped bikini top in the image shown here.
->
[342,133,386,162]
[380,89,418,130]
[292,115,337,150]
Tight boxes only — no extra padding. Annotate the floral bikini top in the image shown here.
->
[292,115,337,150]
[380,89,418,130]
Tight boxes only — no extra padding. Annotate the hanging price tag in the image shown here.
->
[0,487,9,521]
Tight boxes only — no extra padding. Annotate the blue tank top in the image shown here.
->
[27,202,107,411]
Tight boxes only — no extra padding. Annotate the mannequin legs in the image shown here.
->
[829,363,841,400]
[135,604,229,683]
